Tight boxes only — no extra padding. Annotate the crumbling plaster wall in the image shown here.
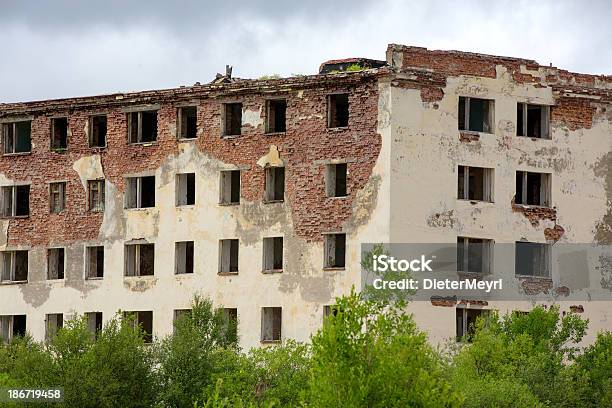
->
[388,61,611,345]
[0,75,389,348]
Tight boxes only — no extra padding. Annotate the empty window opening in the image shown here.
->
[456,308,488,342]
[266,99,287,133]
[3,121,31,154]
[124,311,153,343]
[0,250,28,282]
[517,103,550,139]
[125,176,155,209]
[128,110,158,143]
[51,117,68,149]
[178,106,197,139]
[175,241,194,274]
[49,182,66,214]
[86,246,104,279]
[515,242,551,277]
[90,115,107,147]
[1,185,30,217]
[458,166,493,202]
[323,305,339,321]
[86,312,103,339]
[515,171,551,207]
[264,167,285,202]
[173,309,191,331]
[326,163,347,197]
[45,313,63,341]
[457,237,493,274]
[220,170,240,204]
[221,308,238,340]
[47,248,65,280]
[125,243,155,276]
[458,97,494,133]
[261,307,282,342]
[324,233,346,269]
[328,94,349,128]
[0,315,26,342]
[223,103,242,137]
[88,179,105,212]
[219,239,239,274]
[263,237,283,272]
[176,173,195,206]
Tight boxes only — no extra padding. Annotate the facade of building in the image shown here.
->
[0,44,610,348]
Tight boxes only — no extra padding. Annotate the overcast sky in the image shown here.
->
[0,0,610,102]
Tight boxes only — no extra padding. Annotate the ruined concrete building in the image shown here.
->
[0,44,610,346]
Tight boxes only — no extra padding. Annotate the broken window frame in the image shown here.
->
[458,96,494,134]
[0,315,26,343]
[49,181,66,214]
[219,170,240,205]
[515,171,552,207]
[0,250,28,283]
[0,184,30,217]
[457,165,494,202]
[175,241,194,274]
[265,98,287,134]
[127,110,158,144]
[88,179,105,212]
[176,173,196,206]
[177,106,198,140]
[218,239,239,274]
[262,236,283,272]
[264,166,285,202]
[326,163,348,198]
[124,243,155,277]
[222,102,242,137]
[2,120,32,154]
[515,241,551,278]
[45,313,63,342]
[323,233,346,269]
[125,176,156,209]
[456,307,488,342]
[516,103,550,139]
[47,247,65,280]
[89,114,108,148]
[85,246,104,279]
[123,311,153,343]
[456,237,494,274]
[327,93,350,129]
[261,307,282,343]
[51,117,69,150]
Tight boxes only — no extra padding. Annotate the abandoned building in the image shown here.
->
[0,44,610,347]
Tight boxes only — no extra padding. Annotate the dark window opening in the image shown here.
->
[125,243,155,276]
[456,308,488,342]
[458,166,493,202]
[86,312,103,338]
[323,305,339,321]
[328,94,349,128]
[176,173,195,206]
[458,97,493,133]
[88,179,105,212]
[326,163,347,197]
[263,237,283,271]
[261,307,282,342]
[128,111,158,143]
[126,176,155,209]
[517,103,550,139]
[266,99,287,133]
[1,185,30,217]
[90,115,107,147]
[45,313,63,341]
[51,117,68,149]
[515,242,551,277]
[264,167,285,202]
[223,103,242,137]
[49,182,66,214]
[220,170,240,204]
[1,251,28,282]
[3,121,31,154]
[516,171,551,207]
[47,248,65,280]
[1,315,27,341]
[219,239,239,273]
[175,241,194,274]
[457,237,493,274]
[221,308,238,341]
[124,311,153,343]
[178,106,197,139]
[324,233,346,268]
[87,246,104,279]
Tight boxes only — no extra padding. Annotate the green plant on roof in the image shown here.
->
[258,74,281,80]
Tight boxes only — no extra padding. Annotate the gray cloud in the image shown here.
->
[0,0,610,102]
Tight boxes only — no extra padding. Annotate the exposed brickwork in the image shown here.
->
[570,305,584,313]
[430,296,457,307]
[519,277,553,295]
[0,72,382,247]
[459,132,479,143]
[511,202,557,227]
[544,224,565,242]
[551,96,596,131]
